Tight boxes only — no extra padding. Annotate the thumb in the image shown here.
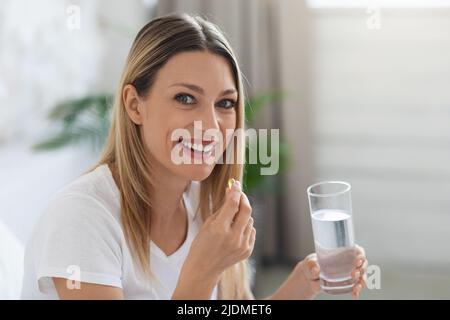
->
[301,255,320,281]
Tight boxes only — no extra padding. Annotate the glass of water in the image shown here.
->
[307,181,357,295]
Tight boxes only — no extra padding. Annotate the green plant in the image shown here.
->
[34,92,290,193]
[243,92,290,193]
[33,95,113,152]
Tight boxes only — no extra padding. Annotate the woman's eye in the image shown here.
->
[174,93,196,105]
[216,99,236,109]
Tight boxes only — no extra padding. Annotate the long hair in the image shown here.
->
[89,13,253,299]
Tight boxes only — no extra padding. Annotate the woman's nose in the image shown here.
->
[198,106,220,131]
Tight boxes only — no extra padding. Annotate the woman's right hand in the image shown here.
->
[173,179,255,299]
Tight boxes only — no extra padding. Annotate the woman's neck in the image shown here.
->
[145,160,190,256]
[150,164,189,226]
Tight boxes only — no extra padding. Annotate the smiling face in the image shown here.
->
[123,50,238,182]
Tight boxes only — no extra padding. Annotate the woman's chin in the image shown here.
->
[177,163,215,181]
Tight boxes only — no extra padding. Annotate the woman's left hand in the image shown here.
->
[350,245,369,299]
[270,245,368,300]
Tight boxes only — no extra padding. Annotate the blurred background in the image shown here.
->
[1,0,450,299]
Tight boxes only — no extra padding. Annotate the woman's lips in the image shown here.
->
[177,137,217,161]
[178,136,217,146]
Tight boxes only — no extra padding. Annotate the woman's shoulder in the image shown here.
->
[23,166,125,297]
[55,164,118,201]
[36,164,121,231]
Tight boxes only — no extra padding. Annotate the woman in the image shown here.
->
[21,13,367,300]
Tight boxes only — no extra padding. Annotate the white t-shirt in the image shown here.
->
[20,164,218,300]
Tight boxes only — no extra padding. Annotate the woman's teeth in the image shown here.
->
[180,140,214,153]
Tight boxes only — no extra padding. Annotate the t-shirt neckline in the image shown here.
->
[150,191,193,264]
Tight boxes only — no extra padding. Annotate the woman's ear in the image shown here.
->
[123,84,144,125]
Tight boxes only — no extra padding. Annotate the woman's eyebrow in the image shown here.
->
[169,82,237,96]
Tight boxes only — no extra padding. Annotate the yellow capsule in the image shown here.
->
[227,178,235,190]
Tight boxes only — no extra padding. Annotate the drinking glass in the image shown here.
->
[307,181,357,295]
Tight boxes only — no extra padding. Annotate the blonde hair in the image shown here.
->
[88,13,253,299]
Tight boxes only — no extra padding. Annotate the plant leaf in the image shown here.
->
[245,91,286,124]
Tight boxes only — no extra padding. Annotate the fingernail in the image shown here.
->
[227,178,235,190]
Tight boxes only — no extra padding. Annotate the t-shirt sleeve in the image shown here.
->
[32,193,123,294]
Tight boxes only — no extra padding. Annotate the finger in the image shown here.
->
[352,269,362,281]
[354,259,369,276]
[355,281,364,296]
[353,277,365,291]
[203,212,216,223]
[248,227,256,248]
[305,253,318,264]
[217,178,242,225]
[310,279,321,294]
[352,281,364,299]
[362,259,369,271]
[355,244,366,257]
[304,255,320,280]
[360,273,368,289]
[353,255,367,268]
[309,266,320,281]
[241,226,255,259]
[232,193,252,233]
[242,217,254,240]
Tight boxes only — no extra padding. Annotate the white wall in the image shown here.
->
[310,8,450,272]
